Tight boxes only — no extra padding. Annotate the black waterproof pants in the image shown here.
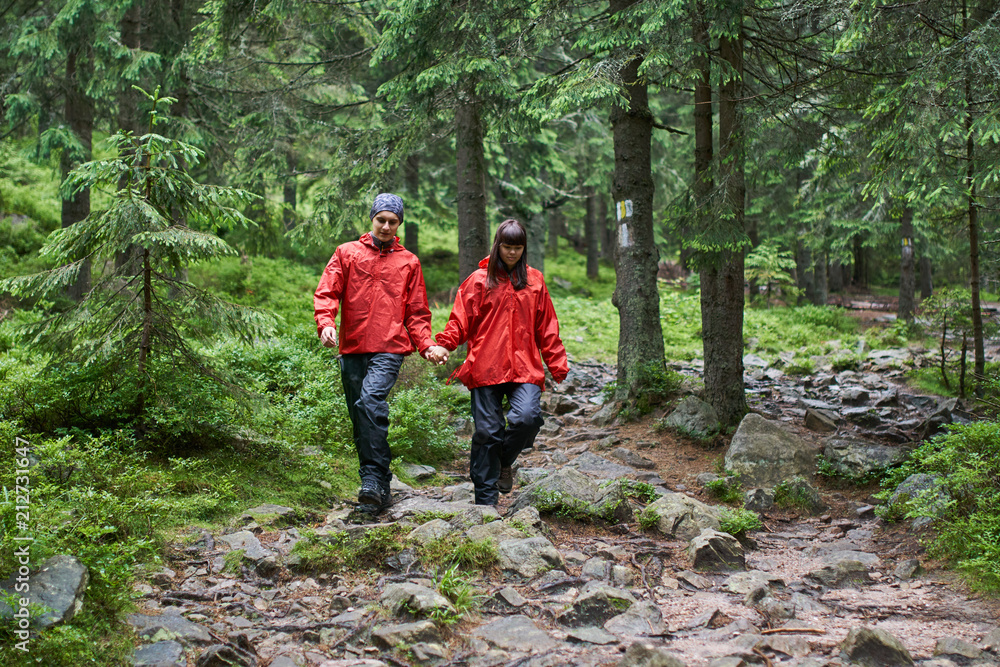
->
[469,382,544,505]
[339,353,404,492]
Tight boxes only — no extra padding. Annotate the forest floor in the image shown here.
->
[129,317,1000,667]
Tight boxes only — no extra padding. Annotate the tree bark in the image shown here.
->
[898,206,916,322]
[829,258,843,293]
[455,93,490,281]
[795,239,814,305]
[610,0,664,401]
[404,153,420,256]
[700,14,748,428]
[813,252,828,306]
[918,255,933,298]
[585,186,600,279]
[964,0,985,385]
[547,205,564,258]
[852,234,867,288]
[599,192,614,263]
[61,47,92,301]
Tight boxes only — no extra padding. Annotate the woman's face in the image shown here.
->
[499,243,524,271]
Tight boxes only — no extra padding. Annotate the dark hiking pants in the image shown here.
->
[339,353,404,492]
[469,382,544,505]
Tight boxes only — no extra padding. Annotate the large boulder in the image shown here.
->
[0,555,89,629]
[557,584,636,628]
[840,626,914,667]
[497,537,564,578]
[662,396,720,439]
[725,414,817,486]
[510,467,631,523]
[380,583,454,618]
[687,529,746,571]
[823,437,909,478]
[643,492,721,541]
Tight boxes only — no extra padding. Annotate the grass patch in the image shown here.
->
[418,535,499,572]
[292,524,408,571]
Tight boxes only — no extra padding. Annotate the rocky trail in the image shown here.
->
[112,343,999,667]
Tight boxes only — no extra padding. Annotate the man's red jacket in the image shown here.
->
[314,233,433,355]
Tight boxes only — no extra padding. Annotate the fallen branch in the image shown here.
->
[761,627,826,635]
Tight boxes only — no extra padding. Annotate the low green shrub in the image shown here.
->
[876,421,1000,591]
[718,507,763,538]
[705,477,743,505]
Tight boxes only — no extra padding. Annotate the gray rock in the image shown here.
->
[806,559,870,588]
[605,601,667,637]
[933,637,981,659]
[764,634,811,658]
[840,386,870,405]
[823,437,909,477]
[543,393,582,415]
[676,570,712,590]
[774,477,826,513]
[240,504,296,526]
[557,584,636,627]
[510,466,630,522]
[663,396,721,439]
[408,518,456,544]
[380,583,454,618]
[195,644,255,667]
[611,448,656,469]
[696,472,722,487]
[566,626,619,645]
[315,660,386,667]
[497,536,564,578]
[688,530,746,571]
[982,626,1000,651]
[217,531,272,562]
[128,613,214,646]
[569,451,638,479]
[592,401,622,426]
[448,504,502,529]
[888,473,949,518]
[0,554,89,628]
[821,550,879,567]
[494,587,527,608]
[743,488,774,513]
[840,626,914,666]
[644,492,722,540]
[756,596,795,620]
[725,414,817,486]
[516,467,550,485]
[723,571,784,595]
[804,408,838,433]
[505,506,548,537]
[134,641,186,667]
[372,620,441,648]
[400,463,437,481]
[707,658,746,667]
[466,520,526,543]
[386,496,473,522]
[616,641,687,666]
[472,614,557,651]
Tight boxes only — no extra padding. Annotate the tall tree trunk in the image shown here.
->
[61,47,92,301]
[918,255,933,298]
[404,153,420,255]
[547,205,563,258]
[852,234,866,288]
[898,206,916,322]
[585,186,600,279]
[526,209,546,276]
[829,258,843,293]
[814,252,828,306]
[795,239,814,305]
[610,0,664,401]
[456,93,490,281]
[599,192,614,263]
[283,149,297,230]
[116,1,143,272]
[964,0,985,385]
[700,14,748,428]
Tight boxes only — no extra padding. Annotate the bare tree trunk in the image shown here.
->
[796,239,814,305]
[404,154,419,255]
[964,2,985,384]
[599,192,614,263]
[829,258,843,293]
[814,253,828,306]
[456,92,490,281]
[585,186,600,279]
[547,206,564,258]
[610,0,664,401]
[919,256,933,298]
[898,206,916,322]
[852,235,867,288]
[700,13,748,428]
[62,47,92,301]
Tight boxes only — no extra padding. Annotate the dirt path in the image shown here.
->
[130,360,1000,667]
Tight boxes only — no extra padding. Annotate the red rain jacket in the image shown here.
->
[436,257,568,389]
[314,233,433,355]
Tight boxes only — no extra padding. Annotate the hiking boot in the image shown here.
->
[498,466,514,494]
[358,479,383,505]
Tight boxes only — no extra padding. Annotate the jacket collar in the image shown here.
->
[360,232,403,253]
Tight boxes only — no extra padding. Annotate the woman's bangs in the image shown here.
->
[497,221,526,246]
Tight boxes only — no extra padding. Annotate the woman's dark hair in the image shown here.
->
[486,219,529,290]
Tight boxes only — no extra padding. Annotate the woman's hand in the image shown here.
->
[320,326,338,348]
[424,345,450,365]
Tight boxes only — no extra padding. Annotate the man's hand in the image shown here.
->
[424,345,449,365]
[320,326,338,348]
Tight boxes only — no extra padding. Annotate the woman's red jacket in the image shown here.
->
[436,258,568,389]
[313,233,433,355]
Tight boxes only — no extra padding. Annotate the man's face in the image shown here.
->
[371,210,401,243]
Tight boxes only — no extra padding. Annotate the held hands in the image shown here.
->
[320,326,338,348]
[424,345,449,365]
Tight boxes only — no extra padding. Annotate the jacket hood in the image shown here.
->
[478,256,490,269]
